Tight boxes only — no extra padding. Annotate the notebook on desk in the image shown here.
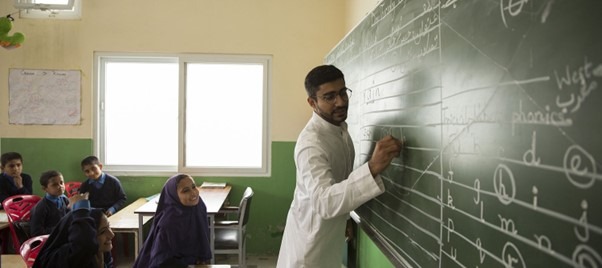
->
[200,182,227,188]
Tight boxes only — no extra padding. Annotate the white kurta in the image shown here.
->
[277,113,385,268]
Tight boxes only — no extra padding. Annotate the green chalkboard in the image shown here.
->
[326,0,602,267]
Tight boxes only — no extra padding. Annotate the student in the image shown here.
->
[277,65,403,267]
[0,151,33,209]
[78,156,126,216]
[33,199,115,268]
[133,174,211,268]
[30,170,87,237]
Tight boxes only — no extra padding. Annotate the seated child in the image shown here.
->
[78,156,126,216]
[33,199,115,268]
[30,170,87,236]
[0,152,33,208]
[133,174,212,268]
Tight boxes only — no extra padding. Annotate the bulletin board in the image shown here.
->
[8,68,81,125]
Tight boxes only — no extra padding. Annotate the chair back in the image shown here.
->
[238,187,254,226]
[2,194,42,251]
[64,181,82,197]
[20,234,49,268]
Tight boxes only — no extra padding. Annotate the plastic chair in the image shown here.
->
[64,181,82,197]
[214,187,254,268]
[20,234,49,268]
[2,194,42,252]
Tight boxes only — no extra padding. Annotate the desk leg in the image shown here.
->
[209,214,215,264]
[138,214,144,255]
[134,231,139,259]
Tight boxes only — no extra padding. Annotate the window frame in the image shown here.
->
[17,0,81,20]
[93,52,272,177]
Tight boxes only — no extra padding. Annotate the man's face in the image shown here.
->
[82,164,103,180]
[308,78,349,126]
[1,159,23,178]
[44,175,65,197]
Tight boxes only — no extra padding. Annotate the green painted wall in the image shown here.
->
[357,228,394,268]
[1,138,398,263]
[0,138,295,254]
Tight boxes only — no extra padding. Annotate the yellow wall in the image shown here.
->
[0,0,349,142]
[345,0,380,32]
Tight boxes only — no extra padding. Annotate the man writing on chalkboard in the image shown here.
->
[277,65,403,268]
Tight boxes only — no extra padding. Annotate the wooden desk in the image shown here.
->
[1,254,27,268]
[0,211,9,254]
[108,198,150,258]
[0,211,8,230]
[134,185,231,263]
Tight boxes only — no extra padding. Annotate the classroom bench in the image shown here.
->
[108,198,152,258]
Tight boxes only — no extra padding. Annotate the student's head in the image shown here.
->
[305,65,349,126]
[91,209,114,253]
[40,170,65,197]
[81,156,103,180]
[174,174,200,207]
[0,152,24,177]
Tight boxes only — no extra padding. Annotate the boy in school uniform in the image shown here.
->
[78,156,127,216]
[0,152,33,209]
[30,170,87,236]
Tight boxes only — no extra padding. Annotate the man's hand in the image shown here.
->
[368,135,403,177]
[13,174,23,189]
[67,192,89,209]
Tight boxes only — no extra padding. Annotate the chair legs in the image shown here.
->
[239,240,246,268]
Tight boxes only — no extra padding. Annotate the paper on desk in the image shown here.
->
[200,182,227,188]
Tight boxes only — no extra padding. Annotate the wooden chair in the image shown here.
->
[2,195,42,252]
[214,187,253,268]
[64,181,82,197]
[20,234,49,268]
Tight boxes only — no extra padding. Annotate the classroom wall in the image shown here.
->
[0,0,393,263]
[0,0,348,141]
[0,138,296,254]
[0,0,348,255]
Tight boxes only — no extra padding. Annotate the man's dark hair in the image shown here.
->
[304,65,345,97]
[0,152,23,167]
[40,170,62,187]
[80,155,101,168]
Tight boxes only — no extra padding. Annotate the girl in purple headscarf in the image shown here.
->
[133,174,212,267]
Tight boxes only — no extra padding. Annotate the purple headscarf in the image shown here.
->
[133,174,211,268]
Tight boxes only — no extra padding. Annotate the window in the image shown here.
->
[17,0,81,20]
[94,53,271,177]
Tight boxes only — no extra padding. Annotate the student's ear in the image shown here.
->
[98,163,103,170]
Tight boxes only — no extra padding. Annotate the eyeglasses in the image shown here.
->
[315,88,352,104]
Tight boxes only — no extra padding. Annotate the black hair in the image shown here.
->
[40,170,63,187]
[0,152,23,167]
[304,65,345,97]
[80,155,101,168]
[90,208,105,226]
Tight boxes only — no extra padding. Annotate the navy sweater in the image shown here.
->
[78,173,127,213]
[29,196,70,236]
[0,172,33,209]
